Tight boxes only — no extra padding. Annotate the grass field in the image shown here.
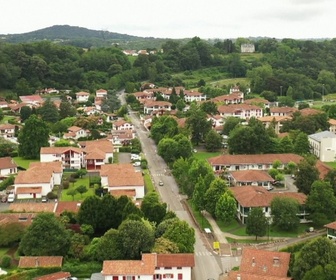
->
[60,176,95,201]
[193,151,222,161]
[143,169,155,193]
[326,162,336,168]
[13,157,40,169]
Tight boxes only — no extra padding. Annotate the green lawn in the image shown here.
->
[143,170,155,193]
[60,176,95,201]
[0,247,9,258]
[188,200,212,230]
[326,162,336,169]
[0,115,16,124]
[193,151,222,161]
[13,157,40,169]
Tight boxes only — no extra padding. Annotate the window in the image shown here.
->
[113,276,118,280]
[164,267,172,270]
[178,274,183,280]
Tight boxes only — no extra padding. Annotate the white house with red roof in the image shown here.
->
[324,221,336,240]
[64,126,89,140]
[133,91,155,101]
[183,90,206,102]
[0,101,8,108]
[100,163,144,199]
[82,139,114,170]
[19,95,44,107]
[257,115,292,134]
[217,104,263,120]
[109,129,135,150]
[40,147,83,169]
[211,92,244,105]
[96,88,108,98]
[0,124,16,139]
[14,162,63,199]
[229,170,275,190]
[102,253,195,280]
[270,107,298,117]
[112,119,134,130]
[0,157,18,176]
[75,91,90,103]
[143,100,172,115]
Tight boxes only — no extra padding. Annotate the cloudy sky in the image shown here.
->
[0,0,335,39]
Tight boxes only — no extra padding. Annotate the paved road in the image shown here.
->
[119,91,224,280]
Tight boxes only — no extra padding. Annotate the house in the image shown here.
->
[257,116,292,134]
[0,157,18,176]
[183,90,207,102]
[208,114,224,129]
[100,163,144,199]
[14,162,63,199]
[112,119,134,130]
[19,95,44,107]
[75,91,90,103]
[33,271,71,280]
[0,123,16,139]
[96,88,108,98]
[230,186,307,224]
[308,130,336,162]
[0,101,8,108]
[64,126,89,140]
[143,100,172,115]
[329,119,336,133]
[82,139,114,170]
[102,253,195,280]
[80,106,101,115]
[109,129,135,150]
[245,98,271,109]
[217,104,263,120]
[299,107,324,117]
[40,147,83,169]
[270,107,298,117]
[208,153,303,173]
[241,44,255,53]
[229,170,275,190]
[0,213,35,226]
[324,221,336,241]
[134,91,155,101]
[18,256,63,268]
[211,92,244,105]
[227,248,291,280]
[9,201,80,215]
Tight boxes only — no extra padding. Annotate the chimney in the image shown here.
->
[273,257,280,266]
[263,265,267,272]
[236,274,241,280]
[35,257,39,267]
[252,257,255,266]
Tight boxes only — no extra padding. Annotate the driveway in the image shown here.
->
[118,152,131,164]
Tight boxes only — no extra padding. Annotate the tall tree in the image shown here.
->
[246,207,268,240]
[59,100,77,119]
[38,98,59,123]
[296,157,320,195]
[222,117,241,136]
[205,130,223,152]
[215,191,236,223]
[141,192,167,225]
[19,213,70,256]
[18,115,50,159]
[186,106,212,145]
[293,132,310,155]
[205,177,227,216]
[271,196,300,231]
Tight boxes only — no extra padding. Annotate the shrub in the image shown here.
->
[62,180,70,190]
[1,255,12,268]
[119,146,132,153]
[47,191,58,200]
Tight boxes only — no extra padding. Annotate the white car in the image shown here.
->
[7,193,15,203]
[131,154,141,160]
[133,161,141,167]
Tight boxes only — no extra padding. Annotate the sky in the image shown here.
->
[0,0,335,39]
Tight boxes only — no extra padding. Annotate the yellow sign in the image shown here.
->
[213,241,220,250]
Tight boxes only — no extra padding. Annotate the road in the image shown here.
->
[119,91,224,280]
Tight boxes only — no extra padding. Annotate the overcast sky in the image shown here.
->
[0,0,335,39]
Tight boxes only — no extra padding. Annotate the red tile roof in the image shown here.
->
[156,254,195,267]
[100,164,144,187]
[0,157,17,170]
[299,108,323,116]
[16,186,42,194]
[33,271,71,280]
[239,248,291,278]
[230,170,274,182]
[230,186,306,207]
[325,221,336,230]
[18,256,63,268]
[228,271,291,280]
[54,201,81,215]
[270,107,298,114]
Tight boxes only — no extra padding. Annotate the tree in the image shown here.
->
[200,101,218,115]
[205,130,223,152]
[141,192,167,225]
[0,222,25,246]
[152,237,180,254]
[292,237,336,280]
[118,219,155,259]
[293,132,310,155]
[222,117,241,136]
[186,106,212,145]
[296,157,319,195]
[76,169,87,178]
[205,177,227,217]
[215,191,236,223]
[59,100,76,119]
[150,116,178,144]
[306,181,336,226]
[271,196,300,231]
[76,185,88,198]
[162,219,195,253]
[67,188,77,201]
[20,106,32,122]
[38,98,59,123]
[19,213,70,256]
[158,138,178,163]
[246,207,268,240]
[18,115,50,159]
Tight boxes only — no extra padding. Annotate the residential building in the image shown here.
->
[227,247,291,280]
[143,100,172,115]
[33,271,71,280]
[112,119,134,130]
[109,129,135,150]
[217,104,263,120]
[134,91,155,101]
[102,253,195,280]
[257,116,292,134]
[229,170,275,190]
[96,88,108,98]
[18,256,63,268]
[241,44,255,53]
[245,98,271,109]
[19,95,44,107]
[183,90,206,102]
[308,130,336,162]
[100,164,144,199]
[329,119,336,133]
[14,162,63,199]
[270,107,298,117]
[208,153,302,172]
[324,221,336,241]
[9,201,81,215]
[230,186,307,224]
[211,92,244,105]
[75,91,90,103]
[40,147,83,169]
[0,124,16,139]
[0,157,18,176]
[64,125,89,140]
[0,101,8,108]
[82,139,114,170]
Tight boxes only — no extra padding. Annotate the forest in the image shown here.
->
[1,36,336,101]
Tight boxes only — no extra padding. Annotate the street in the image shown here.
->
[119,91,224,280]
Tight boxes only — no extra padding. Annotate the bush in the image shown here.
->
[10,150,18,157]
[62,180,70,190]
[119,146,132,153]
[47,191,58,200]
[1,255,12,268]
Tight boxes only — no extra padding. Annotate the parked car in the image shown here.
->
[131,154,141,160]
[7,193,15,203]
[159,180,164,186]
[41,196,48,203]
[133,161,141,167]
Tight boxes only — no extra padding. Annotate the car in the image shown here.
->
[133,161,141,167]
[7,193,15,203]
[159,180,164,186]
[41,196,48,203]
